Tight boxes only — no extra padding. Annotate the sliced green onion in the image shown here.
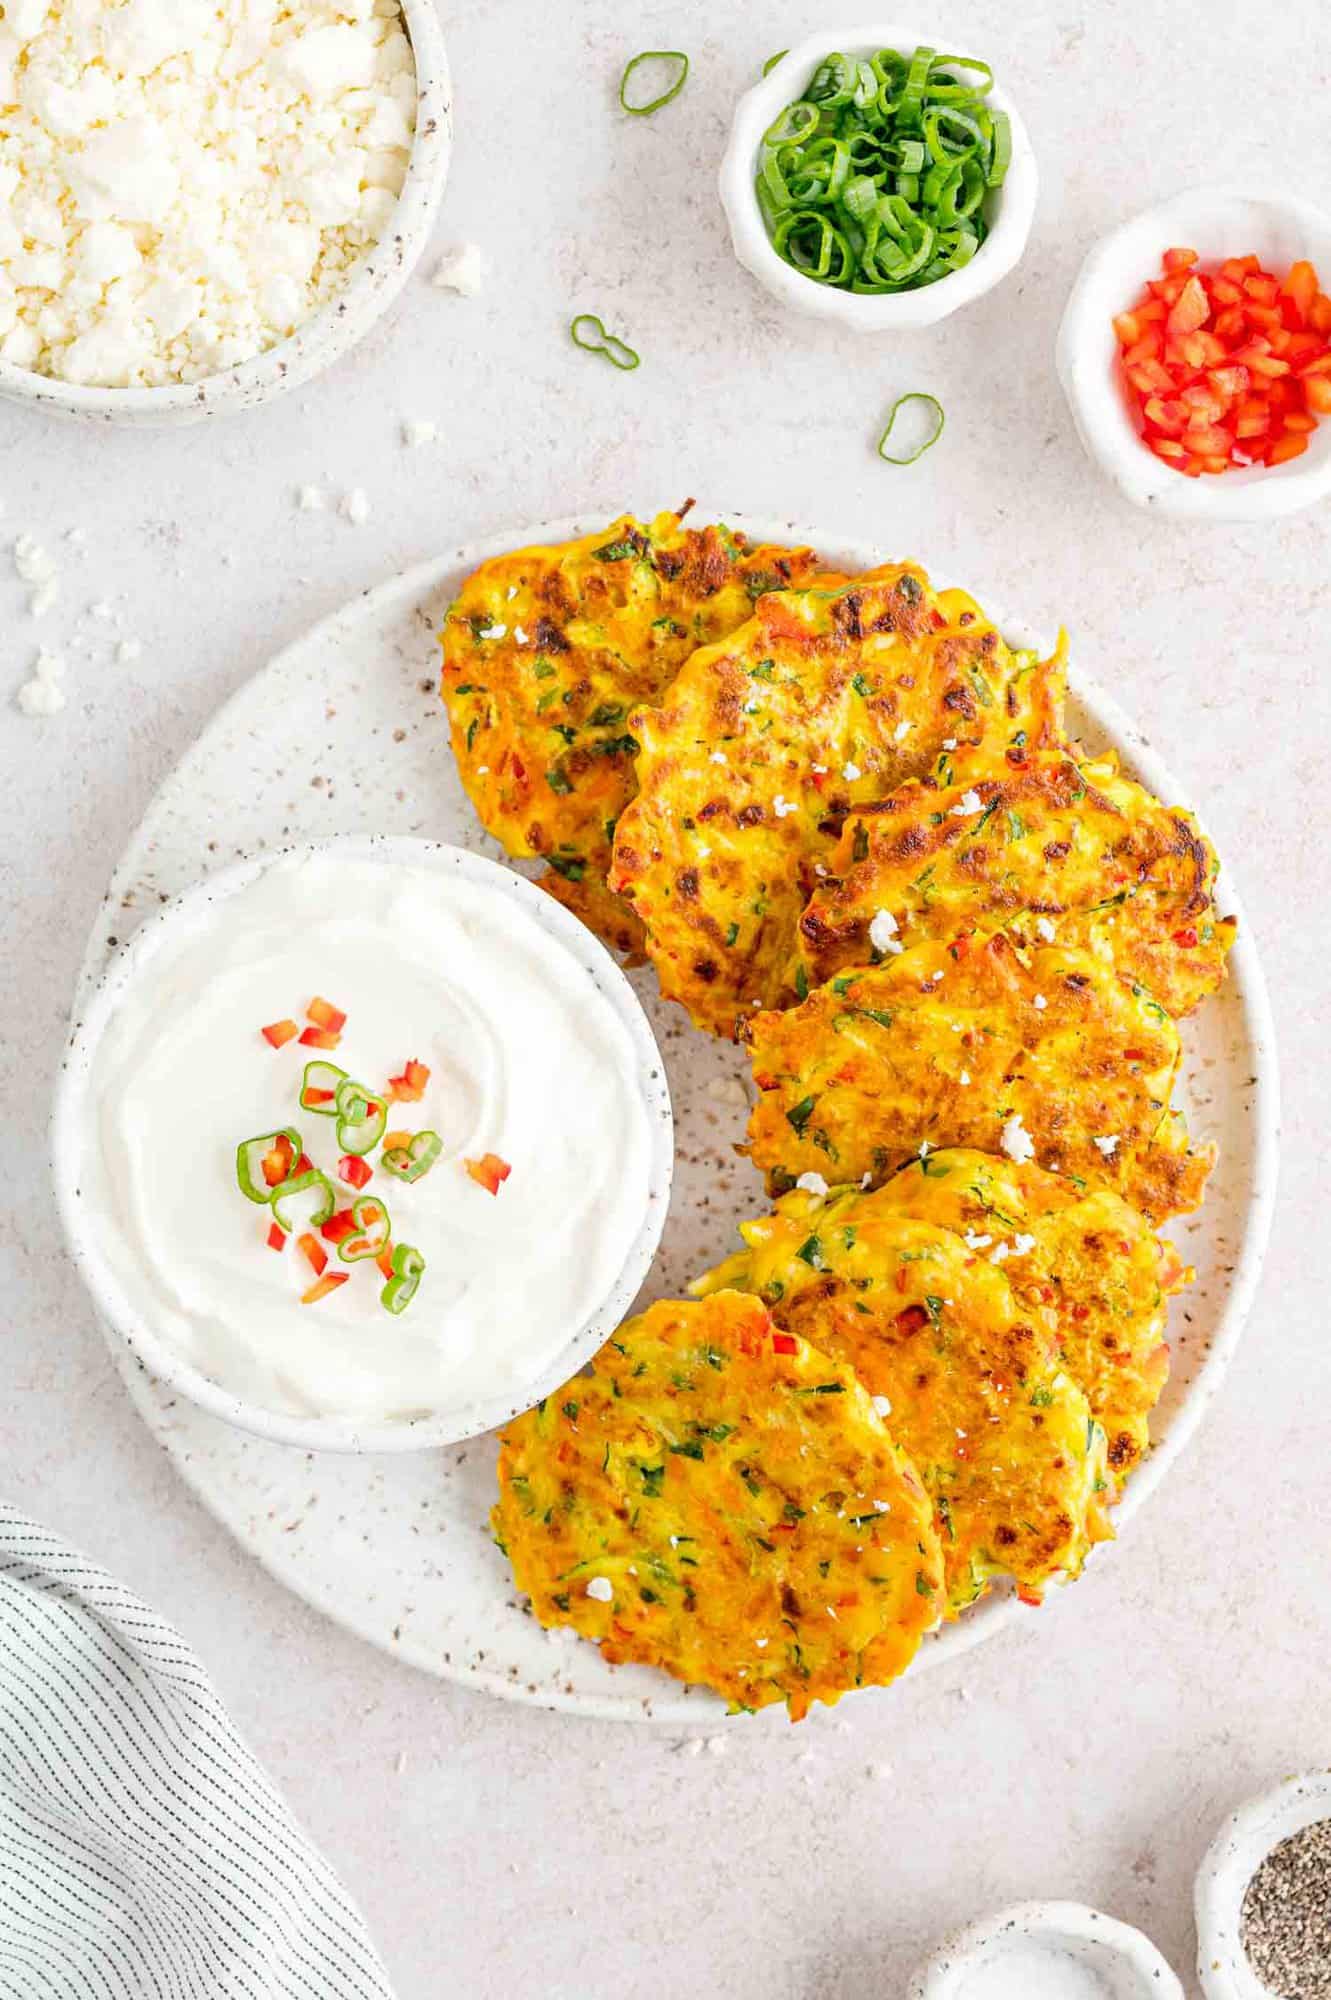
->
[754,41,1003,296]
[381,1130,443,1184]
[876,392,945,465]
[300,1059,347,1113]
[619,50,689,116]
[569,313,640,371]
[381,1243,425,1315]
[334,1076,388,1156]
[762,50,788,77]
[336,1195,392,1264]
[271,1168,336,1235]
[236,1130,302,1204]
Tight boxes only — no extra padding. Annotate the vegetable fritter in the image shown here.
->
[877,1151,1181,1482]
[744,929,1212,1224]
[440,511,831,957]
[796,743,1235,1015]
[609,565,1062,1035]
[695,1175,1114,1614]
[492,1291,944,1718]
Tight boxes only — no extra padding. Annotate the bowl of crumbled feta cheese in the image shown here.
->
[0,0,451,424]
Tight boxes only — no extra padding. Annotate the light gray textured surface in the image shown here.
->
[1,3,1324,1996]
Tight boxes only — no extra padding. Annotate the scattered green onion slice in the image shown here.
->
[762,49,788,76]
[271,1168,336,1236]
[755,41,1003,295]
[381,1130,443,1184]
[334,1077,387,1157]
[876,392,945,465]
[236,1130,301,1204]
[381,1243,425,1316]
[569,313,640,371]
[337,1195,393,1265]
[619,49,689,116]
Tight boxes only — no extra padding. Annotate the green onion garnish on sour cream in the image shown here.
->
[756,45,1010,294]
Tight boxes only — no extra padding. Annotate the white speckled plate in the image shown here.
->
[70,513,1279,1725]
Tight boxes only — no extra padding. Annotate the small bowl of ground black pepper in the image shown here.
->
[1196,1770,1331,2000]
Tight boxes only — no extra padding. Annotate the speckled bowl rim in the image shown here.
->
[0,0,451,426]
[1056,183,1331,521]
[1195,1770,1331,2000]
[718,24,1038,331]
[909,1899,1184,1997]
[51,835,675,1453]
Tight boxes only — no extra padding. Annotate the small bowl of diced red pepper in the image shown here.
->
[1057,185,1331,520]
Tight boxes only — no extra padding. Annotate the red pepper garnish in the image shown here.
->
[1172,926,1199,947]
[299,1025,341,1051]
[261,1136,296,1187]
[266,1222,287,1252]
[301,1271,350,1305]
[893,1304,930,1337]
[306,997,347,1034]
[338,1154,372,1190]
[1123,1048,1147,1062]
[298,1233,327,1277]
[304,1088,336,1107]
[376,1246,396,1281]
[382,1129,413,1153]
[388,1059,431,1102]
[294,1153,315,1177]
[321,1210,358,1245]
[771,1332,798,1356]
[465,1152,511,1195]
[261,1019,299,1049]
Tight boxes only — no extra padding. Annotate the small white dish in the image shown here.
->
[1195,1769,1331,2000]
[1057,184,1331,522]
[718,24,1037,332]
[52,836,674,1455]
[910,1900,1185,1999]
[0,0,451,428]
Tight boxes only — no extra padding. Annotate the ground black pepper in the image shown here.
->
[1241,1817,1331,2000]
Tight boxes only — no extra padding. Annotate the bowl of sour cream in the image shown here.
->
[53,838,674,1452]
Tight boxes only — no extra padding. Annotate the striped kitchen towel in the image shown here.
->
[0,1505,397,2000]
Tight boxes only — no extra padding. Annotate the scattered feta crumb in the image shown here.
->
[959,1070,971,1086]
[705,1736,728,1757]
[401,418,438,448]
[585,1576,613,1603]
[1033,993,1047,1011]
[1035,915,1057,942]
[941,736,957,751]
[795,1172,829,1197]
[860,1172,872,1189]
[431,244,486,296]
[709,750,727,766]
[755,1637,768,1649]
[842,760,861,782]
[893,719,912,743]
[340,488,371,527]
[1012,1233,1035,1256]
[297,485,327,512]
[918,1140,931,1159]
[772,795,796,818]
[814,862,828,878]
[872,1498,890,1513]
[963,1231,993,1251]
[16,675,65,717]
[14,536,55,586]
[29,580,58,619]
[871,1394,892,1418]
[1093,1134,1120,1157]
[811,762,828,774]
[116,639,143,665]
[1001,1112,1035,1165]
[951,788,984,816]
[868,908,903,956]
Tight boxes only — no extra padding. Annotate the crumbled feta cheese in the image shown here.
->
[431,243,486,296]
[868,908,903,956]
[958,1070,971,1086]
[842,760,862,782]
[340,488,371,527]
[0,2,418,388]
[951,788,984,816]
[811,763,827,774]
[1035,915,1057,941]
[871,1394,891,1418]
[1033,993,1047,1010]
[475,620,505,639]
[29,579,58,618]
[772,795,796,818]
[709,751,727,765]
[1012,1233,1036,1256]
[893,719,912,742]
[297,485,327,512]
[795,1172,828,1197]
[963,1231,992,1250]
[585,1576,613,1603]
[1000,1113,1035,1165]
[14,535,55,586]
[1093,1134,1120,1157]
[116,638,142,665]
[918,1140,931,1158]
[15,644,67,718]
[401,418,438,448]
[941,736,957,751]
[872,1498,890,1513]
[705,1735,728,1756]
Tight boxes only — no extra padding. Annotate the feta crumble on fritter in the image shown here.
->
[1000,1113,1035,1165]
[868,908,903,956]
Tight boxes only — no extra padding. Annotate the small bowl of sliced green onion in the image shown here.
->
[719,26,1037,330]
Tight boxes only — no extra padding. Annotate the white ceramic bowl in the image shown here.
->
[51,836,675,1454]
[718,24,1037,331]
[1057,184,1331,522]
[1195,1770,1331,2000]
[910,1900,1185,2000]
[0,0,451,428]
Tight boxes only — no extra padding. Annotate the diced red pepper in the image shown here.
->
[376,1247,396,1281]
[300,1025,342,1050]
[387,1059,431,1102]
[262,1019,299,1049]
[298,1232,327,1276]
[382,1129,413,1153]
[1167,274,1209,335]
[261,1136,295,1187]
[338,1154,373,1189]
[266,1222,287,1252]
[294,1153,315,1177]
[465,1152,511,1196]
[307,997,348,1034]
[1172,927,1199,948]
[304,1088,336,1107]
[301,1271,350,1305]
[772,1333,798,1355]
[1162,245,1198,273]
[1306,375,1331,414]
[1269,432,1309,464]
[321,1210,358,1244]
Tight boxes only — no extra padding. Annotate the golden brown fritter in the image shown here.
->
[796,743,1235,1015]
[440,511,831,957]
[743,930,1211,1224]
[609,566,1063,1036]
[695,1176,1113,1614]
[876,1151,1181,1483]
[492,1292,944,1718]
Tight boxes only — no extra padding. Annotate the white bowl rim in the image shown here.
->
[909,1898,1185,1998]
[718,21,1038,330]
[0,0,451,422]
[1056,181,1331,521]
[51,833,675,1453]
[1195,1769,1331,2000]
